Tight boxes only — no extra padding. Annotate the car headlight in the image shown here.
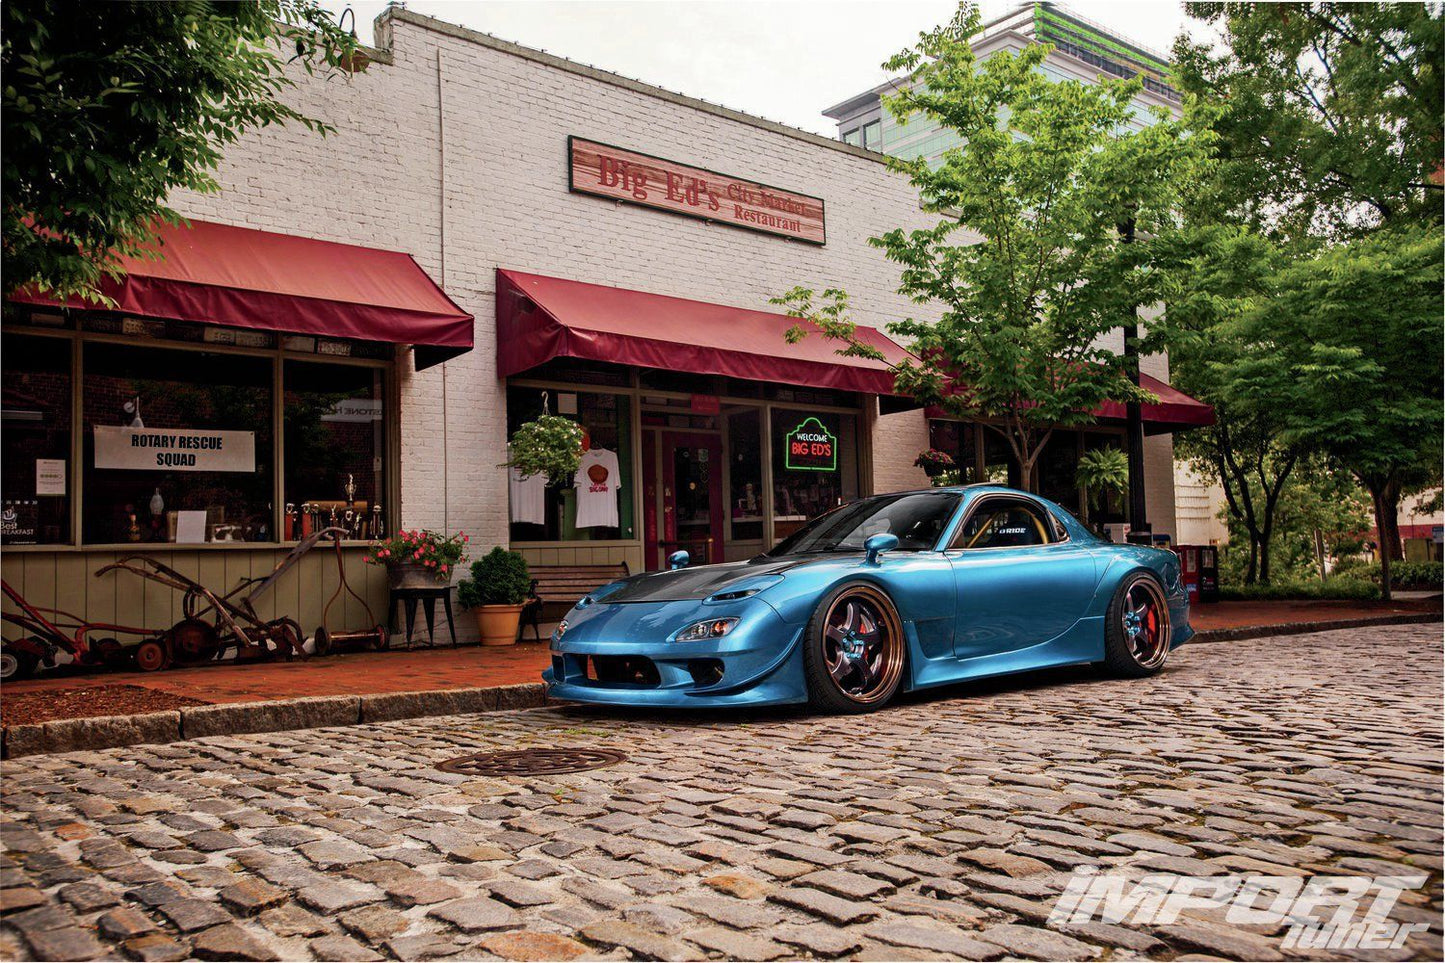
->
[674,617,739,642]
[552,619,568,642]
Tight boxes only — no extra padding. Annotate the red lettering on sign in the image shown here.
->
[571,138,824,244]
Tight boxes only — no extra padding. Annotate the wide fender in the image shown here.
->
[1089,548,1188,621]
[760,554,956,667]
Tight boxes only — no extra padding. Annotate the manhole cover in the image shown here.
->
[436,747,627,777]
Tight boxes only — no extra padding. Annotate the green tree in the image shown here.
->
[2,0,357,303]
[1162,225,1307,584]
[1174,2,1444,236]
[776,3,1208,490]
[1232,225,1443,600]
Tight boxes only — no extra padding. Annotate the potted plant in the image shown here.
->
[1076,446,1130,526]
[365,529,469,589]
[457,547,532,646]
[505,414,585,486]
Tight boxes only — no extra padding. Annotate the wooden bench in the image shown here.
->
[521,562,631,641]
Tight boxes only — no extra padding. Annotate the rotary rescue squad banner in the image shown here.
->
[93,426,256,473]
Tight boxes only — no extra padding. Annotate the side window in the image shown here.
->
[952,499,1053,550]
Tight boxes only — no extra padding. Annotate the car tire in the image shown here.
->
[1103,571,1172,677]
[802,582,907,713]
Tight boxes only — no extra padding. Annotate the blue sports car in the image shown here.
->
[543,484,1191,713]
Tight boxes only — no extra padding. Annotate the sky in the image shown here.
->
[322,1,1205,136]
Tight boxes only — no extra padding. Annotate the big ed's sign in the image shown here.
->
[94,426,255,472]
[785,417,837,472]
[569,138,826,245]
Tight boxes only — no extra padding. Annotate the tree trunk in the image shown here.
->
[1369,474,1404,603]
[1258,531,1272,584]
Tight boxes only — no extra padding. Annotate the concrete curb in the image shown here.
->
[1,682,547,760]
[1191,611,1441,644]
[3,613,1439,760]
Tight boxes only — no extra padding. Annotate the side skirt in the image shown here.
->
[905,617,1106,692]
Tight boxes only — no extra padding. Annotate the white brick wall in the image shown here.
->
[172,11,940,560]
[168,8,1182,565]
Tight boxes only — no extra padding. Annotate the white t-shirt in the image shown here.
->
[574,448,621,529]
[509,468,546,526]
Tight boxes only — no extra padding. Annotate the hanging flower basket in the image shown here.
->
[914,448,956,478]
[505,415,585,487]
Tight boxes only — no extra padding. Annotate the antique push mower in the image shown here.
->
[1,579,162,680]
[311,529,387,655]
[94,526,363,670]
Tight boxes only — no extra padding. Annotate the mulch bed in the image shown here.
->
[1,685,209,728]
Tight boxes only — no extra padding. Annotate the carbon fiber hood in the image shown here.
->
[601,555,835,603]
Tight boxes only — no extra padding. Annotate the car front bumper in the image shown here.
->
[542,600,808,707]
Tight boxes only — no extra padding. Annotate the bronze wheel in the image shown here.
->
[804,583,906,712]
[1103,573,1171,677]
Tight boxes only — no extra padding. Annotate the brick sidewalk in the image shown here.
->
[2,598,1438,726]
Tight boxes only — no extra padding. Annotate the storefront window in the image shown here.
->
[283,361,387,540]
[927,419,976,485]
[982,428,1018,487]
[772,408,859,544]
[82,343,273,544]
[1037,430,1082,514]
[726,409,763,543]
[2,334,71,545]
[507,387,633,542]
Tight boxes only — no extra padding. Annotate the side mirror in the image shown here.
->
[668,550,690,571]
[863,533,899,566]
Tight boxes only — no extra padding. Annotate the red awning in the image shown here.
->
[1094,373,1215,431]
[925,372,1213,432]
[10,219,473,370]
[496,269,913,396]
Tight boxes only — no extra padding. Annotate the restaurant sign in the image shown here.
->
[94,426,256,472]
[784,417,837,472]
[569,137,825,244]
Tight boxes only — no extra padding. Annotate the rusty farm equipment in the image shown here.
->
[94,527,366,670]
[1,579,163,681]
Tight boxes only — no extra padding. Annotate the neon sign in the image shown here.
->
[784,417,837,472]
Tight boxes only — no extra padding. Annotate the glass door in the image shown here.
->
[644,431,723,569]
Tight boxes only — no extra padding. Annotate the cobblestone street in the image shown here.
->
[2,625,1440,962]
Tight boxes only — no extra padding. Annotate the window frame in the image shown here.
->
[0,312,398,551]
[861,120,883,150]
[946,494,1066,552]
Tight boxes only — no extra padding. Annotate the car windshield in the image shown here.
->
[767,491,962,556]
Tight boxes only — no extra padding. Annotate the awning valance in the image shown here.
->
[925,372,1214,433]
[1094,373,1215,432]
[496,269,914,396]
[9,219,473,370]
